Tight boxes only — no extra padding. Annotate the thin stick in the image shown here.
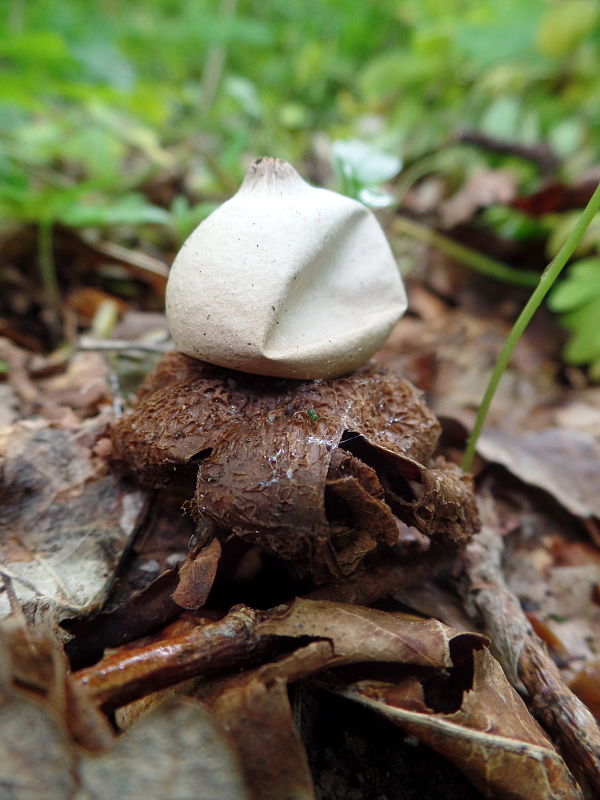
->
[462,181,600,472]
[392,215,540,287]
[38,219,61,313]
[200,0,238,111]
[73,605,275,711]
[78,337,173,354]
[455,130,559,176]
[87,239,169,279]
[463,498,600,793]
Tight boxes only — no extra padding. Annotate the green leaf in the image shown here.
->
[548,258,600,312]
[169,196,219,239]
[561,297,600,363]
[547,213,600,259]
[536,1,598,58]
[60,193,171,227]
[333,139,401,189]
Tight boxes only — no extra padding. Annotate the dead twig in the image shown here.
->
[309,552,453,606]
[78,336,173,354]
[83,238,169,279]
[72,605,279,712]
[71,553,454,712]
[462,495,600,795]
[455,130,560,177]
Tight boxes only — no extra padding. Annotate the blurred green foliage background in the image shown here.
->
[1,0,600,371]
[2,0,600,222]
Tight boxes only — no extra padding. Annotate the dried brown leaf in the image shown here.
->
[261,599,580,797]
[0,692,79,799]
[195,642,332,800]
[570,660,600,721]
[0,624,249,800]
[260,597,484,667]
[512,177,600,216]
[36,353,112,418]
[0,417,148,627]
[171,537,221,610]
[72,594,582,796]
[440,169,517,228]
[478,427,600,519]
[63,484,203,668]
[0,620,114,755]
[338,646,581,800]
[63,569,182,670]
[0,690,249,800]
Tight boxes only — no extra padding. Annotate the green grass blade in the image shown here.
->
[462,181,600,472]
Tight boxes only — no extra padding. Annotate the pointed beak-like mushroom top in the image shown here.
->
[166,158,407,379]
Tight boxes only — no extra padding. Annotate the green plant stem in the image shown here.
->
[38,219,61,313]
[200,0,238,111]
[393,152,445,207]
[393,215,540,287]
[462,181,600,472]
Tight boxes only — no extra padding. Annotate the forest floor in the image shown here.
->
[1,167,600,800]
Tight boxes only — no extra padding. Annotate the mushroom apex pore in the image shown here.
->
[165,158,407,380]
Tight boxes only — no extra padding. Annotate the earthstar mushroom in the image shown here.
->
[112,353,478,581]
[111,159,479,580]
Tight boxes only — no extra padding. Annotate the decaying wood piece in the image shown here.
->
[74,606,276,712]
[111,352,479,580]
[462,496,600,796]
[308,551,455,606]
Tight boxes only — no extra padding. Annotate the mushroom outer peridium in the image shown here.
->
[166,157,407,380]
[111,352,480,580]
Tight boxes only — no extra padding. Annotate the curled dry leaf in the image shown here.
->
[337,647,581,800]
[72,597,580,797]
[0,417,148,627]
[98,599,581,799]
[195,642,333,800]
[259,598,484,666]
[171,536,222,611]
[112,352,478,579]
[257,600,580,799]
[64,569,183,670]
